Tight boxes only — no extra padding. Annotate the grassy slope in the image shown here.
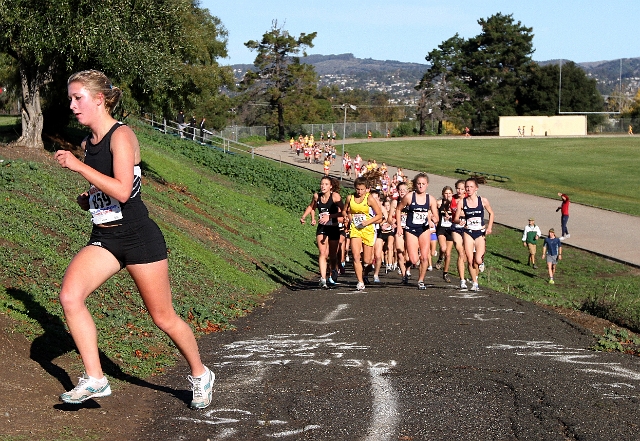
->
[344,136,640,215]
[1,125,640,383]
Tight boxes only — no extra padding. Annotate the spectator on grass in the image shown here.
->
[542,228,562,284]
[556,193,570,240]
[199,117,206,142]
[522,217,542,268]
[177,110,185,138]
[189,115,197,140]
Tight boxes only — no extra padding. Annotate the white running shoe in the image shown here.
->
[418,281,426,290]
[327,277,337,286]
[356,282,365,291]
[406,268,411,277]
[373,276,381,283]
[60,373,111,404]
[189,366,215,409]
[470,283,479,292]
[345,255,350,262]
[460,279,468,290]
[479,262,485,273]
[427,266,433,271]
[319,278,327,288]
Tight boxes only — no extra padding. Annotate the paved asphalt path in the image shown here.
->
[137,267,640,440]
[256,138,640,267]
[132,137,640,440]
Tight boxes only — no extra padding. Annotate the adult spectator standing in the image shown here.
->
[522,217,542,268]
[199,117,206,142]
[556,192,570,240]
[542,228,562,284]
[189,115,197,140]
[177,110,185,138]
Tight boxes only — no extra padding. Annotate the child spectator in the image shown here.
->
[542,228,562,284]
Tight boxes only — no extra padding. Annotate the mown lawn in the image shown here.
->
[344,136,640,215]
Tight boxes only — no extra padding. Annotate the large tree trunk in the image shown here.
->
[14,66,45,149]
[277,100,285,142]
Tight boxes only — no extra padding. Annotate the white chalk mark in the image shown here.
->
[299,304,355,324]
[266,425,322,438]
[581,365,640,381]
[176,416,240,425]
[449,292,486,299]
[488,339,640,399]
[363,366,399,441]
[258,420,288,425]
[214,428,238,439]
[465,313,500,321]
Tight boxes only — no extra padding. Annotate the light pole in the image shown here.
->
[338,104,356,181]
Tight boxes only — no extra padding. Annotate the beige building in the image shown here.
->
[499,115,587,137]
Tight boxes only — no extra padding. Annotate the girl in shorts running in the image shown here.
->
[300,177,344,288]
[395,173,439,289]
[453,178,494,292]
[54,70,213,408]
[450,180,468,289]
[342,177,382,290]
[393,181,409,279]
[435,186,455,283]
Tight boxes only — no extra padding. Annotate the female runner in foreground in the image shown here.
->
[453,178,495,292]
[54,70,213,408]
[300,176,344,287]
[342,177,382,290]
[395,173,439,289]
[449,180,468,290]
[435,186,454,283]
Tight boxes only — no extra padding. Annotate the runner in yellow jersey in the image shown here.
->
[343,177,382,291]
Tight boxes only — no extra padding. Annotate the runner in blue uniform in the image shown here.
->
[453,178,495,292]
[395,173,439,289]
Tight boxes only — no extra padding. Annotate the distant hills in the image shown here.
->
[231,53,640,103]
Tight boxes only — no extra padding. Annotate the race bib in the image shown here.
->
[400,213,407,228]
[352,213,367,227]
[412,211,428,225]
[441,219,452,228]
[319,211,333,225]
[466,216,483,230]
[88,185,123,224]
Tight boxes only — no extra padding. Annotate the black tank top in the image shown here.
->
[84,122,148,224]
[316,192,339,228]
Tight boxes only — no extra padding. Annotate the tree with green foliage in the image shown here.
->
[0,0,232,148]
[242,21,317,141]
[417,34,471,134]
[418,13,535,132]
[462,13,535,131]
[517,61,604,128]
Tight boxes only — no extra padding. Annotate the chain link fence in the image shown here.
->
[594,117,640,134]
[143,112,639,140]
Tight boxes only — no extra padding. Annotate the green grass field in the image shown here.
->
[343,136,640,215]
[2,122,640,391]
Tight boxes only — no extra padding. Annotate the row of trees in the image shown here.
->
[0,6,628,147]
[416,13,605,134]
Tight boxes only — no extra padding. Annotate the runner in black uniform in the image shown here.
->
[55,70,213,408]
[300,176,344,288]
[435,186,454,283]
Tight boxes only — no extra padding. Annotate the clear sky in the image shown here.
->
[200,0,638,66]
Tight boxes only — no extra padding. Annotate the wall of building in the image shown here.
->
[499,115,587,137]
